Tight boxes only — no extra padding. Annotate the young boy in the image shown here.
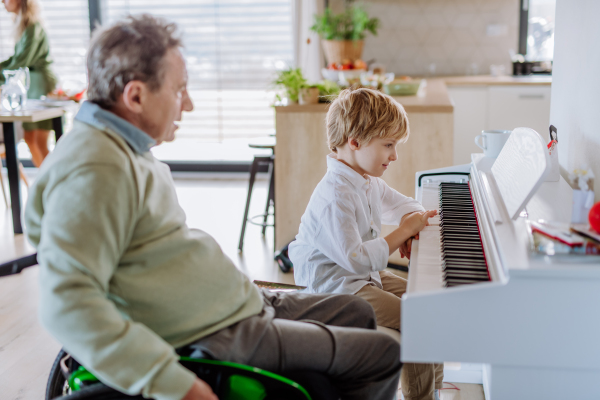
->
[289,87,443,400]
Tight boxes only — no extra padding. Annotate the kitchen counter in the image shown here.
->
[444,75,552,86]
[275,78,453,113]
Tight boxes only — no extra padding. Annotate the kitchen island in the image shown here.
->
[274,79,454,265]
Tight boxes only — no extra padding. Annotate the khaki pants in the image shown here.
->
[356,270,444,400]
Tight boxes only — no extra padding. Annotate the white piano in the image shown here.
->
[402,128,600,400]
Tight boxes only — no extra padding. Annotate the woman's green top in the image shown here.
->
[0,22,58,130]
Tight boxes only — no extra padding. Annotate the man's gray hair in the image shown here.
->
[86,14,182,109]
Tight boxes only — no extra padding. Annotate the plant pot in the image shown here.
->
[321,40,364,65]
[299,87,319,105]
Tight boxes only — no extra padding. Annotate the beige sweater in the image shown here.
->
[25,104,263,400]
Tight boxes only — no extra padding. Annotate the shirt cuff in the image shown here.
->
[362,237,389,272]
[146,359,197,400]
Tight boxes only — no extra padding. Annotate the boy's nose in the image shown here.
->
[390,150,398,161]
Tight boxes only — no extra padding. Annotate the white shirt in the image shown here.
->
[289,154,425,295]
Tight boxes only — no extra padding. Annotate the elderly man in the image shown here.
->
[25,15,401,400]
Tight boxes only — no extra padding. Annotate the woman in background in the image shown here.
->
[1,0,57,167]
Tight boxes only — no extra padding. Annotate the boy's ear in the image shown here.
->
[348,137,361,150]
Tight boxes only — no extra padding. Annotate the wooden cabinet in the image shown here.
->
[448,83,552,165]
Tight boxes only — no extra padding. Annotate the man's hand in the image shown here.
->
[181,379,218,400]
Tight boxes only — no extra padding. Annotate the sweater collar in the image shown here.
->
[75,101,156,154]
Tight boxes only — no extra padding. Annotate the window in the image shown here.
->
[1,1,89,160]
[519,0,556,61]
[1,1,293,164]
[103,0,294,162]
[0,0,90,87]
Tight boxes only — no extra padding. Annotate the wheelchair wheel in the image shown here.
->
[46,349,68,400]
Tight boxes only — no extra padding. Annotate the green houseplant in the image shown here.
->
[311,4,380,65]
[274,68,307,104]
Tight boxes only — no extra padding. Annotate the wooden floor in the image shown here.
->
[0,170,484,400]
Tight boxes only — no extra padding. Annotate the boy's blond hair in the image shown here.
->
[326,87,409,152]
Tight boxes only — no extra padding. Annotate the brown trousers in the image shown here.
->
[356,270,444,400]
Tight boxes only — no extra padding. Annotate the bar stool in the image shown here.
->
[238,138,276,252]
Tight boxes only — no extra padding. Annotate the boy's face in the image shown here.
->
[353,137,399,177]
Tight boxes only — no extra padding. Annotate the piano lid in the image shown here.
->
[491,127,550,220]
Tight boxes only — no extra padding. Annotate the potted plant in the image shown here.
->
[315,80,341,103]
[273,68,307,104]
[311,4,380,66]
[299,84,320,105]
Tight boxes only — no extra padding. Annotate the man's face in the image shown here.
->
[354,137,399,177]
[140,48,194,145]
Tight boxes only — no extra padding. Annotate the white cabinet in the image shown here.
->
[449,87,488,166]
[488,86,552,140]
[448,84,552,165]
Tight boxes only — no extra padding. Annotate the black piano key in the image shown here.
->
[443,273,490,281]
[436,181,490,287]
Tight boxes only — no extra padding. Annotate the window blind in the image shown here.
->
[0,0,90,87]
[104,0,294,141]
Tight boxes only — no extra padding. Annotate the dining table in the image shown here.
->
[1,106,65,234]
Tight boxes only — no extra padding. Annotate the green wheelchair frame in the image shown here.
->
[1,255,339,400]
[47,349,315,400]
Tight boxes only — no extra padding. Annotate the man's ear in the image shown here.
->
[348,137,361,150]
[121,80,146,114]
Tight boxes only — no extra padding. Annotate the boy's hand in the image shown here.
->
[181,379,218,400]
[399,212,420,259]
[399,237,412,259]
[399,210,437,238]
[385,210,437,256]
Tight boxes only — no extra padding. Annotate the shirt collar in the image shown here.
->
[326,153,371,190]
[74,101,156,154]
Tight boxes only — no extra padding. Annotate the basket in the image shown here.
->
[321,40,364,65]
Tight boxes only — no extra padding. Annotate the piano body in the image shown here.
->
[402,128,600,400]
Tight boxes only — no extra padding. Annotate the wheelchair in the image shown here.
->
[2,254,340,400]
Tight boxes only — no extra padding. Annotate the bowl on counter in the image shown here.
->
[383,79,422,96]
[321,68,366,84]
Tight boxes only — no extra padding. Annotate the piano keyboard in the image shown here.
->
[414,182,491,291]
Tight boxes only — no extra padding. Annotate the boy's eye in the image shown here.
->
[386,144,393,148]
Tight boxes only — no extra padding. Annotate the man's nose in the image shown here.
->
[182,90,194,112]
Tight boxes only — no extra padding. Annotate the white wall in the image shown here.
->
[551,0,600,201]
